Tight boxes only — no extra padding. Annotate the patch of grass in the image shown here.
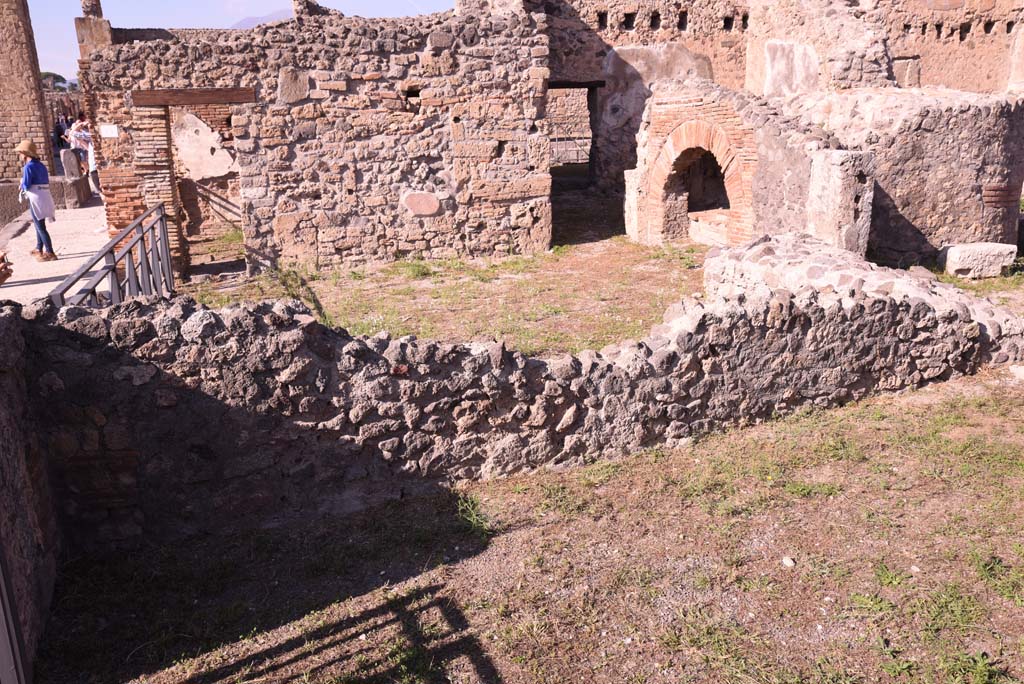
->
[971,552,1024,607]
[782,481,842,498]
[848,592,896,616]
[653,246,701,269]
[578,461,622,488]
[214,226,244,245]
[386,259,434,279]
[918,584,984,638]
[538,483,590,517]
[456,493,495,539]
[874,561,911,588]
[381,635,442,684]
[814,434,865,462]
[940,651,1013,684]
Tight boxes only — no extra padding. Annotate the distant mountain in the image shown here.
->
[230,9,292,29]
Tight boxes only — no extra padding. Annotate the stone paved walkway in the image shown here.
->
[0,198,109,305]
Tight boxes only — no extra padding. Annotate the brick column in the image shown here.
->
[0,0,53,179]
[133,106,188,270]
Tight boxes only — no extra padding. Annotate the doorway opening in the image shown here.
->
[547,81,621,245]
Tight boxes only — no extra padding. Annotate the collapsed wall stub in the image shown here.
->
[76,0,552,273]
[15,233,1024,551]
[626,80,873,251]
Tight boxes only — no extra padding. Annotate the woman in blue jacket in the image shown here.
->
[15,140,57,262]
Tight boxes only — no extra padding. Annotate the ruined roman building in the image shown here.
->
[71,0,1024,270]
[6,0,1024,675]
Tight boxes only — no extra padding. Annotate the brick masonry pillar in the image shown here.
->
[0,0,53,180]
[133,106,188,271]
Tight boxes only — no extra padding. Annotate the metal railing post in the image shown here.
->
[136,222,153,296]
[159,206,174,293]
[105,252,121,305]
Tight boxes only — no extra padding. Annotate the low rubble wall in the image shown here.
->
[22,234,1023,551]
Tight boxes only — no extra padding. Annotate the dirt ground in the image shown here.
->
[181,192,706,356]
[36,368,1024,684]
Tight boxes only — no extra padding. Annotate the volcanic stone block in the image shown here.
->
[941,243,1018,279]
[277,67,311,104]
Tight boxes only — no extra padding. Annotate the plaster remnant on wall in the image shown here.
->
[762,40,821,98]
[171,112,237,180]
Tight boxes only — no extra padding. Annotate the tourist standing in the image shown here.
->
[16,140,58,262]
[87,139,103,199]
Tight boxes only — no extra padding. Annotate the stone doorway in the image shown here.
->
[547,86,596,193]
[548,83,622,245]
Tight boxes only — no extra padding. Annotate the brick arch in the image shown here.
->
[629,117,757,247]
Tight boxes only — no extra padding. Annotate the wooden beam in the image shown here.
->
[548,80,606,90]
[130,87,257,107]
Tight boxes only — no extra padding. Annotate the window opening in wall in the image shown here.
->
[723,16,734,31]
[623,12,636,29]
[1008,20,1016,34]
[678,10,688,30]
[741,14,749,30]
[903,23,912,34]
[921,23,927,36]
[650,11,661,29]
[935,23,943,38]
[597,10,608,29]
[959,22,971,41]
[985,20,995,34]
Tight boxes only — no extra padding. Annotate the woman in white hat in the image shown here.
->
[15,140,57,261]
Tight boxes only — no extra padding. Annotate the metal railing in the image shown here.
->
[50,203,175,308]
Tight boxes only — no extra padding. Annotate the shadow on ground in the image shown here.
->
[34,492,500,683]
[551,179,625,247]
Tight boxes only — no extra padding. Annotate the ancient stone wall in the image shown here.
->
[0,304,60,668]
[23,233,1023,550]
[786,88,1024,265]
[531,0,750,190]
[0,182,24,226]
[538,0,748,87]
[0,0,51,179]
[744,0,893,97]
[870,0,1023,92]
[81,4,552,270]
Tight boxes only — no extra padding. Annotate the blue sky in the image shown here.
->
[30,0,453,80]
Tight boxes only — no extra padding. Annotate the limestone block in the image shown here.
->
[402,192,442,217]
[892,57,921,88]
[171,113,237,180]
[941,243,1017,279]
[60,149,83,179]
[278,67,311,104]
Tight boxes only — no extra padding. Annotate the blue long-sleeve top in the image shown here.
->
[20,159,49,191]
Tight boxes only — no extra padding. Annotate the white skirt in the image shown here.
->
[25,184,56,222]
